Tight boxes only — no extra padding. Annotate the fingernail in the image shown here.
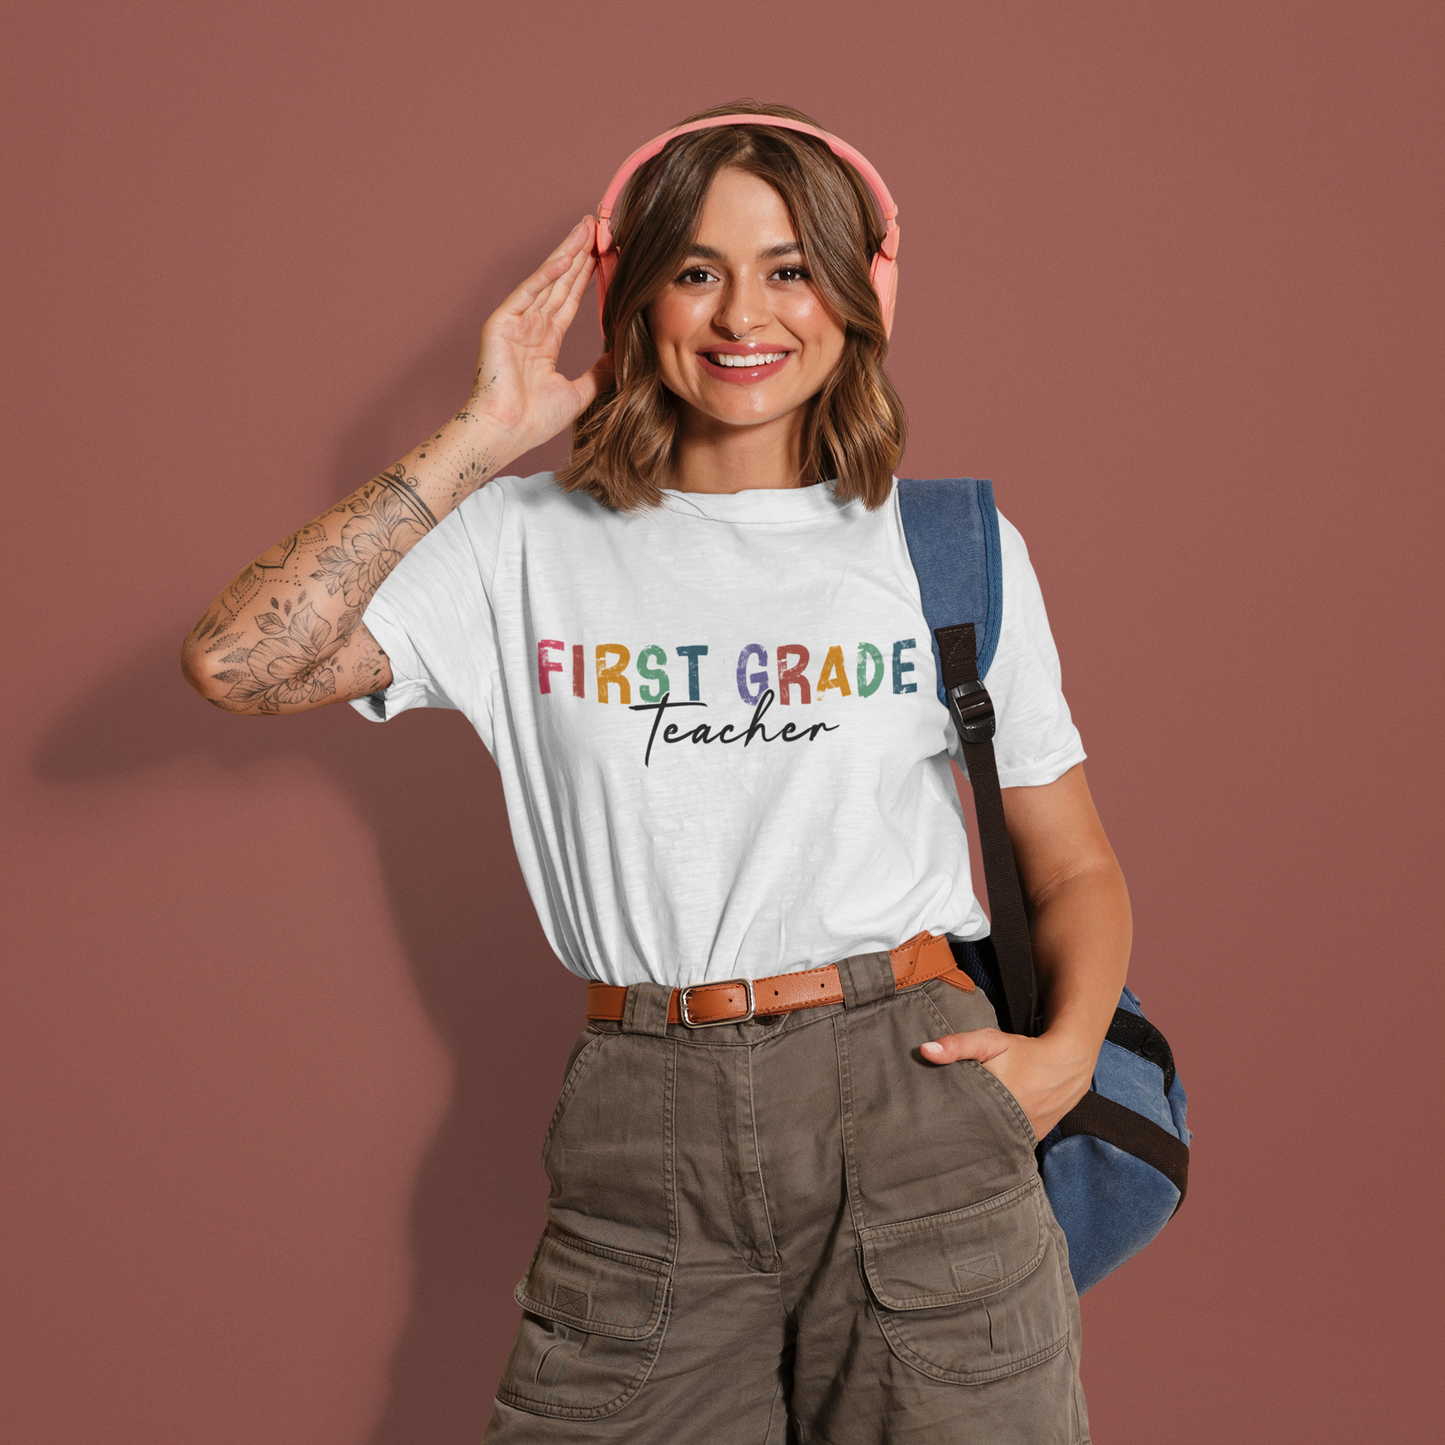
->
[921,1041,943,1056]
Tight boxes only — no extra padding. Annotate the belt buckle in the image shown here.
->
[678,978,755,1028]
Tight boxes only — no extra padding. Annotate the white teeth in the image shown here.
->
[708,352,787,367]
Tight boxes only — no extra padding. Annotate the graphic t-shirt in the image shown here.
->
[352,473,1084,988]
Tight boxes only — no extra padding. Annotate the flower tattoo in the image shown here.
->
[310,488,428,608]
[202,466,429,713]
[209,603,335,713]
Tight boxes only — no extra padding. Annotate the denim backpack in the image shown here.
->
[897,477,1192,1295]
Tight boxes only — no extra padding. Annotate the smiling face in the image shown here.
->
[648,166,847,442]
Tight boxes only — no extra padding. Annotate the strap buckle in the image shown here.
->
[678,978,755,1028]
[947,679,996,743]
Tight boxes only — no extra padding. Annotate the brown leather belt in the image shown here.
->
[585,931,973,1029]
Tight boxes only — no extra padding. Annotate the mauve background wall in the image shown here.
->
[2,2,1439,1440]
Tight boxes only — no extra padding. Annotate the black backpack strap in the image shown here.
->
[1054,1092,1190,1207]
[935,622,1038,1036]
[897,477,1036,1036]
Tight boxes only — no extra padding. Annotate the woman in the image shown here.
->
[182,101,1125,1444]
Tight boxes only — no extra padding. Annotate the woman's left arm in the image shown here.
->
[920,761,1131,1141]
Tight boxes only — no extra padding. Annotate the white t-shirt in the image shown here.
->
[352,473,1084,988]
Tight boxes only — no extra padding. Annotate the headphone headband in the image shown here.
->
[592,114,900,338]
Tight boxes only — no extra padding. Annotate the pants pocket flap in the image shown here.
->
[860,1177,1047,1309]
[514,1227,671,1342]
[857,1178,1070,1385]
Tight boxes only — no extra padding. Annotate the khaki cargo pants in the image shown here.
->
[484,951,1089,1443]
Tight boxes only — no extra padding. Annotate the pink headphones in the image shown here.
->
[593,114,901,339]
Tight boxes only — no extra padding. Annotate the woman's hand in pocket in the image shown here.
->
[920,1028,1095,1142]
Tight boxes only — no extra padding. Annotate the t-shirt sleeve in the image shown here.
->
[972,512,1086,788]
[347,479,506,744]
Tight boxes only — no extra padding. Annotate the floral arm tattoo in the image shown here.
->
[187,464,444,714]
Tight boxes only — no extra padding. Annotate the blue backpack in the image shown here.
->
[897,477,1192,1295]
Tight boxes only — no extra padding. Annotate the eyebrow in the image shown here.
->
[685,241,804,261]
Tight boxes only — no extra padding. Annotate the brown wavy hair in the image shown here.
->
[557,101,906,512]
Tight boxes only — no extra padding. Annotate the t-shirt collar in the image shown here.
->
[659,479,862,524]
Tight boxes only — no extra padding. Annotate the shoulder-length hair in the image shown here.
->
[557,101,906,512]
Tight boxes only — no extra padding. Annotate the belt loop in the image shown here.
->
[621,982,673,1037]
[836,952,897,1010]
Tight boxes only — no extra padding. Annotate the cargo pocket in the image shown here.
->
[498,1225,672,1420]
[858,1176,1069,1385]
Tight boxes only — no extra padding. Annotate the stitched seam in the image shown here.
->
[523,1227,669,1274]
[498,1283,672,1419]
[876,1313,1069,1386]
[966,1060,1038,1148]
[865,1232,1046,1308]
[716,1051,762,1269]
[539,1034,605,1167]
[832,1013,869,1239]
[860,1176,1039,1239]
[514,1236,670,1340]
[663,1038,679,1265]
[745,1043,781,1272]
[921,990,1037,1148]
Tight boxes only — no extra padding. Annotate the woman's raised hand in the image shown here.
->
[181,217,614,717]
[463,215,613,459]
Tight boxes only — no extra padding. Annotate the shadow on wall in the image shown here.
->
[30,276,602,1444]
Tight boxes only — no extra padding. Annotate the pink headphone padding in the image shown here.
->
[592,114,900,338]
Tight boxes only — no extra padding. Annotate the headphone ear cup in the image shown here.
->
[595,246,618,332]
[870,252,898,339]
